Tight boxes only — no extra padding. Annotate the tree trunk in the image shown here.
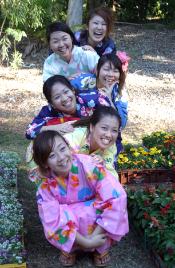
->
[66,0,83,27]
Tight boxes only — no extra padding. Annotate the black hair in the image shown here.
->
[33,130,69,173]
[46,21,76,44]
[73,105,121,130]
[43,75,74,104]
[96,54,126,94]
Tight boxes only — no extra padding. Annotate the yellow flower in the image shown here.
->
[133,152,140,157]
[149,147,161,155]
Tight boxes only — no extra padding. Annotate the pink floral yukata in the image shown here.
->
[36,154,129,253]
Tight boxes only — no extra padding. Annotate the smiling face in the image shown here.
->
[89,115,119,151]
[97,61,120,88]
[50,82,76,115]
[47,136,72,177]
[88,15,107,46]
[49,31,73,62]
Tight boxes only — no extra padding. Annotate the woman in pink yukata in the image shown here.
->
[33,130,129,266]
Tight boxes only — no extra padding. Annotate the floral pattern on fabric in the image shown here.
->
[36,154,129,253]
[43,46,99,82]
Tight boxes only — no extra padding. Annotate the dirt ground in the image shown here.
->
[0,24,175,267]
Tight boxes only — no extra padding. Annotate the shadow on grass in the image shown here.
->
[0,130,29,161]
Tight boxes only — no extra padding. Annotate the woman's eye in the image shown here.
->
[60,146,66,152]
[101,126,107,130]
[64,90,69,94]
[49,153,55,159]
[113,129,118,133]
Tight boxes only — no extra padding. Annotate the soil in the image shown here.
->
[0,24,175,267]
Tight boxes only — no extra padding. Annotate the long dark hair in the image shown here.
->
[43,75,75,104]
[33,130,69,174]
[96,54,126,94]
[46,21,76,44]
[73,105,121,130]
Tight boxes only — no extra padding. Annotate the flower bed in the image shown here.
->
[118,132,175,184]
[118,132,175,170]
[0,152,26,266]
[0,152,20,190]
[127,184,175,268]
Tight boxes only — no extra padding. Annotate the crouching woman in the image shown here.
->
[33,130,129,266]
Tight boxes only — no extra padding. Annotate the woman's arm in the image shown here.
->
[41,121,74,135]
[25,106,52,139]
[75,231,106,249]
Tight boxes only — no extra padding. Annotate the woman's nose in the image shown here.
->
[61,94,67,102]
[58,40,64,47]
[97,23,102,30]
[105,130,112,138]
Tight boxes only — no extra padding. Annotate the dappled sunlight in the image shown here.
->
[142,54,175,64]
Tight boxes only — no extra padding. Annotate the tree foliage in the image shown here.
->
[0,0,174,68]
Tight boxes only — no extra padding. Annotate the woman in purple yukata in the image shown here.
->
[33,130,129,266]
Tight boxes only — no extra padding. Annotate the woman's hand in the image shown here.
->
[41,122,74,135]
[91,154,104,166]
[75,231,106,249]
[82,45,96,52]
[87,233,107,248]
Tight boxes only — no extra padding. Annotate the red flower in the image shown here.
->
[143,212,150,220]
[144,200,150,206]
[160,203,171,215]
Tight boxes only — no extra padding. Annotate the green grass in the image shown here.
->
[0,130,29,161]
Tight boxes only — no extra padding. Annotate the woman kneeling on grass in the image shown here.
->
[33,130,129,267]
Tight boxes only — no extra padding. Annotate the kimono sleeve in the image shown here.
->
[70,73,96,93]
[43,55,57,82]
[74,155,129,241]
[37,185,78,253]
[102,38,116,55]
[103,145,119,179]
[83,50,99,74]
[112,84,128,128]
[90,165,129,241]
[25,106,52,140]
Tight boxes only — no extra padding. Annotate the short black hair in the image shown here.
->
[46,21,76,44]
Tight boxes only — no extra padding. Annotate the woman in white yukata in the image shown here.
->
[33,130,129,266]
[43,21,100,82]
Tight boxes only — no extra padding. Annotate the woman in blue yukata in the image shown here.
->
[70,53,129,156]
[26,75,110,140]
[74,6,116,56]
[43,21,100,82]
[33,130,129,266]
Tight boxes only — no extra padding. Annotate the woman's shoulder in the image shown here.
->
[44,52,59,64]
[64,127,87,141]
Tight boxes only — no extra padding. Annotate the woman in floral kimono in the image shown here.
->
[33,130,129,266]
[26,75,110,140]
